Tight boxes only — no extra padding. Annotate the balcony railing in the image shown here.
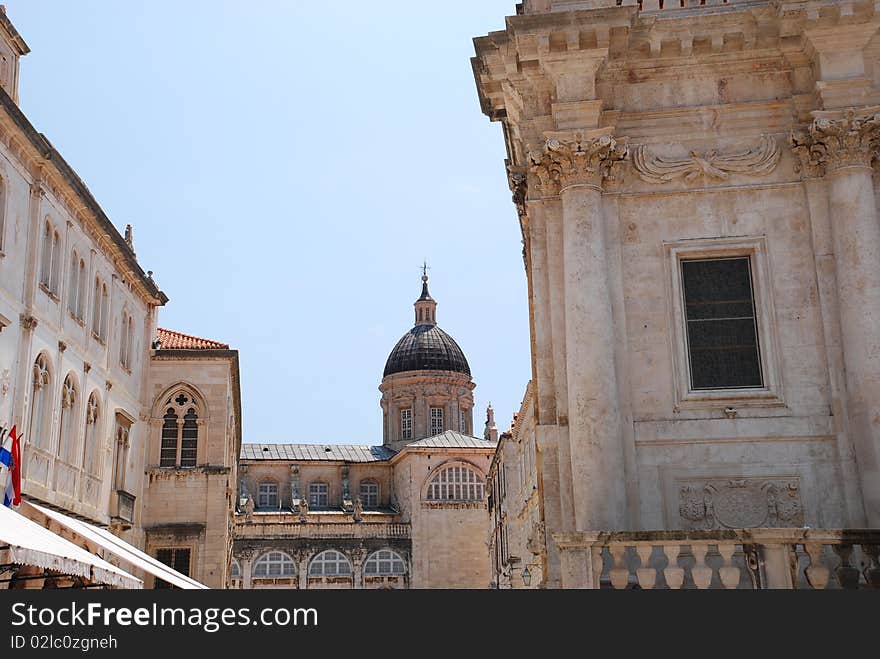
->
[554,529,880,589]
[235,517,410,540]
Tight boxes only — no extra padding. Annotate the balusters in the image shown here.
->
[635,545,657,589]
[663,544,685,589]
[717,543,741,589]
[803,543,830,590]
[691,544,714,589]
[863,544,880,589]
[591,547,605,590]
[832,544,861,589]
[609,545,630,589]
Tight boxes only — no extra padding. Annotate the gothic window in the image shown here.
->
[308,550,351,577]
[78,259,87,319]
[257,482,278,509]
[308,482,329,509]
[119,310,134,370]
[430,406,444,436]
[681,257,762,390]
[154,548,190,589]
[91,277,108,340]
[158,391,200,468]
[364,549,406,576]
[426,463,485,502]
[29,354,51,450]
[83,392,101,475]
[112,414,131,492]
[57,374,78,463]
[253,551,295,578]
[40,222,61,295]
[67,252,87,320]
[400,408,412,440]
[359,480,379,509]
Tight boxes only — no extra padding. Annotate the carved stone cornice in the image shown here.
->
[632,135,781,185]
[792,111,880,177]
[529,132,627,194]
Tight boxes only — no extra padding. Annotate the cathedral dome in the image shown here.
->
[382,272,471,378]
[383,324,471,377]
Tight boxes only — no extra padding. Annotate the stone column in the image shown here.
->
[351,548,364,590]
[532,132,628,532]
[297,550,310,590]
[797,112,880,525]
[240,550,254,590]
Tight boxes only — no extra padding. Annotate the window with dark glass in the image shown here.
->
[154,548,190,589]
[160,409,178,467]
[180,409,198,467]
[681,257,763,390]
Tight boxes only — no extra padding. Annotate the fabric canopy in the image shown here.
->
[28,502,208,590]
[0,504,142,589]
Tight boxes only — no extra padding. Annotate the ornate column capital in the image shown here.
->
[792,110,880,176]
[529,132,627,193]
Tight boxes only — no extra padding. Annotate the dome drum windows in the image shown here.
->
[425,463,486,503]
[158,390,201,468]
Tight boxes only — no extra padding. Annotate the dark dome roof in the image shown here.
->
[383,324,471,377]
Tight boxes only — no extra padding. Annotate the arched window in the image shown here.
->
[39,221,52,287]
[364,550,406,576]
[92,277,101,333]
[426,463,485,502]
[157,390,200,468]
[120,310,130,368]
[230,558,241,580]
[308,550,351,577]
[57,374,78,463]
[100,283,109,341]
[77,258,86,319]
[359,480,379,509]
[83,392,100,475]
[29,354,51,450]
[67,250,78,315]
[254,551,295,578]
[50,230,61,294]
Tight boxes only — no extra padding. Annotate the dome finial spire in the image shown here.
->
[415,262,437,326]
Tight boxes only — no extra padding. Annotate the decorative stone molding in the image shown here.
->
[792,111,880,176]
[530,132,627,193]
[507,163,527,218]
[632,135,780,184]
[58,341,67,353]
[678,477,803,530]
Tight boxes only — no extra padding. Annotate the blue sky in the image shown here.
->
[10,0,529,444]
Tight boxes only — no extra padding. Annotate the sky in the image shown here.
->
[9,0,529,445]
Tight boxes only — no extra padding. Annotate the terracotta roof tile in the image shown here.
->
[156,327,230,350]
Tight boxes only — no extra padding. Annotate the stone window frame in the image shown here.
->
[400,407,413,440]
[359,479,379,509]
[663,235,784,411]
[430,405,445,436]
[253,550,296,578]
[153,546,193,589]
[257,481,279,510]
[308,481,329,509]
[308,550,352,577]
[424,460,486,503]
[363,549,407,576]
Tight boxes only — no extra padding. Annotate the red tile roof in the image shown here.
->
[156,327,229,350]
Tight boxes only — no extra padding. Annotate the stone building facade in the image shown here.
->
[0,7,240,590]
[232,278,496,589]
[474,0,880,588]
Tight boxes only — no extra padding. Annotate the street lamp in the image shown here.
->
[522,566,531,587]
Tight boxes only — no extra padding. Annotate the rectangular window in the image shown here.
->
[309,482,329,509]
[359,481,379,509]
[430,407,444,436]
[681,257,763,390]
[400,408,412,440]
[257,482,278,509]
[155,548,191,589]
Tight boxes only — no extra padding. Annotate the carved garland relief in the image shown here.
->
[678,477,804,530]
[632,134,781,184]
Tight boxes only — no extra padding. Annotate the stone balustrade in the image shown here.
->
[234,515,410,540]
[554,529,880,589]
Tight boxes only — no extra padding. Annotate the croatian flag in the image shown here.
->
[0,425,21,508]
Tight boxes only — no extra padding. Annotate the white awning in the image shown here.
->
[0,505,142,589]
[27,502,208,590]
